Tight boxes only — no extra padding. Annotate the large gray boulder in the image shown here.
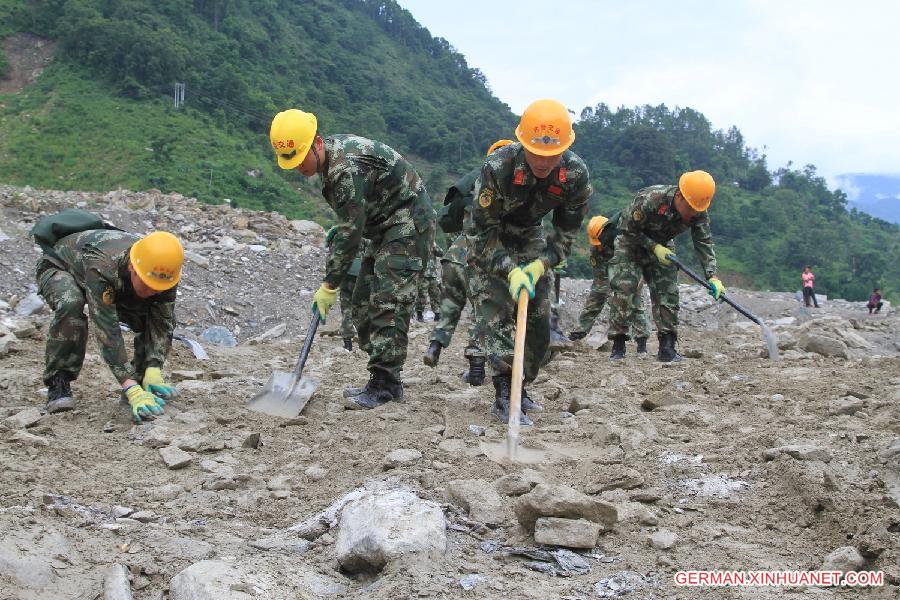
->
[335,489,447,573]
[514,484,618,532]
[169,560,252,600]
[798,334,848,358]
[447,479,511,526]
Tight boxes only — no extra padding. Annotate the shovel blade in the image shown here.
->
[248,370,318,418]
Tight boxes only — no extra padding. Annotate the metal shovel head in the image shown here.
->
[248,370,318,418]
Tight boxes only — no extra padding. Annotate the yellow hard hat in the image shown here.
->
[587,215,609,246]
[678,170,716,211]
[129,231,184,291]
[270,109,318,170]
[515,99,575,156]
[486,139,514,156]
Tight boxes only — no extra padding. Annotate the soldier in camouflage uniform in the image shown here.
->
[270,109,435,409]
[415,239,443,322]
[32,216,183,422]
[467,100,591,424]
[607,171,724,362]
[569,214,652,350]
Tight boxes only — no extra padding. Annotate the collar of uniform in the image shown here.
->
[321,136,336,179]
[513,149,565,187]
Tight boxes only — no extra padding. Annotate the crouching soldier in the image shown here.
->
[32,209,183,421]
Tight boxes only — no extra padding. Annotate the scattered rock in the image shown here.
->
[305,464,327,481]
[8,430,49,447]
[383,448,423,469]
[159,446,192,470]
[447,479,511,526]
[103,563,133,600]
[798,334,848,358]
[821,546,865,573]
[169,560,253,600]
[170,370,205,382]
[764,444,832,463]
[249,323,286,344]
[829,396,865,416]
[533,517,600,549]
[459,574,487,591]
[586,466,645,493]
[3,407,43,429]
[241,432,261,449]
[514,484,618,531]
[335,488,447,574]
[648,529,677,550]
[494,470,545,496]
[14,292,46,316]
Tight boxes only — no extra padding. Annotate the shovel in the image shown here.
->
[248,311,320,418]
[670,257,780,362]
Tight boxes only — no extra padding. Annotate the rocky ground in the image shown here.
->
[1,185,898,599]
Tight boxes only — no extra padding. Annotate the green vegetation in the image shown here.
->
[0,0,896,302]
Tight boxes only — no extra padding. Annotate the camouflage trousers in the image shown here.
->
[338,274,357,339]
[608,241,679,338]
[37,261,158,385]
[415,270,442,314]
[429,235,479,354]
[572,256,651,339]
[350,224,432,384]
[471,267,551,382]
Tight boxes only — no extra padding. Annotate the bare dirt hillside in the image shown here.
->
[1,185,898,599]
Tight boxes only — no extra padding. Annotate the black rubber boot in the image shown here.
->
[635,337,648,354]
[609,335,626,360]
[657,332,683,363]
[490,376,533,426]
[354,372,403,409]
[568,331,587,341]
[521,385,544,412]
[47,372,75,414]
[423,340,442,367]
[463,353,486,386]
[416,310,424,322]
[343,337,353,351]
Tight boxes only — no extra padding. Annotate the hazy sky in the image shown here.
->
[397,0,900,191]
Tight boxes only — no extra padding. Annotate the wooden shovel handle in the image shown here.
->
[508,291,528,434]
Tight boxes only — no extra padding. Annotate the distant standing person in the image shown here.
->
[801,265,819,308]
[867,288,883,314]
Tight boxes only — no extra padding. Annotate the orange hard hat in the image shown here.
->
[129,231,183,291]
[486,139,514,156]
[587,215,609,246]
[515,99,575,156]
[678,170,716,211]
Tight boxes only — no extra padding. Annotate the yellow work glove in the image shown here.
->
[707,277,725,301]
[312,283,338,322]
[652,244,676,267]
[508,267,534,300]
[142,367,176,400]
[522,259,545,284]
[125,384,165,423]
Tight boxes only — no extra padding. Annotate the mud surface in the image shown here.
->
[1,186,898,599]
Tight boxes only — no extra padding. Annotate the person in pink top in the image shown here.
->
[801,265,819,308]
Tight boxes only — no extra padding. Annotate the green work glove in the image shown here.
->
[125,384,165,423]
[553,259,567,274]
[707,277,725,301]
[522,259,545,284]
[142,367,176,400]
[652,244,676,267]
[508,267,534,300]
[312,283,338,322]
[324,226,337,246]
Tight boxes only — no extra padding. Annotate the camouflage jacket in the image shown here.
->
[320,135,434,288]
[52,230,176,383]
[619,185,718,279]
[467,142,591,278]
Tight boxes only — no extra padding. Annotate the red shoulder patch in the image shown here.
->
[558,167,567,183]
[513,169,525,185]
[548,185,562,196]
[657,203,669,215]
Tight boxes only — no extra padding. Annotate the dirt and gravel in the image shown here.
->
[1,185,898,599]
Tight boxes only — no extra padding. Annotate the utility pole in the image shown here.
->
[174,83,185,109]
